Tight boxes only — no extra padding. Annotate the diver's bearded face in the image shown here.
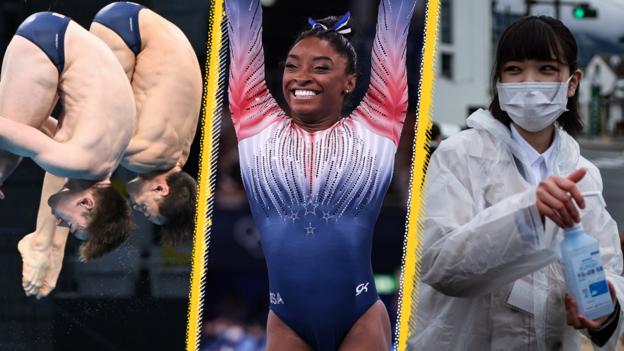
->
[282,37,355,123]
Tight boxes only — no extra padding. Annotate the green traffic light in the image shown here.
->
[573,7,586,18]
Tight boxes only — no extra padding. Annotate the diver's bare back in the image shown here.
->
[0,20,134,179]
[59,22,135,178]
[100,9,202,173]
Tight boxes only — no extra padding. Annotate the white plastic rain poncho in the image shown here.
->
[410,109,624,350]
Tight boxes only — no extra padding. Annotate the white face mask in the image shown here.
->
[496,76,572,132]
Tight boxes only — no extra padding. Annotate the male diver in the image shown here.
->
[90,1,202,245]
[0,12,136,297]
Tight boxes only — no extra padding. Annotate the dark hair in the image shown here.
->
[80,186,134,262]
[489,16,583,134]
[291,15,357,75]
[431,122,441,140]
[157,171,197,246]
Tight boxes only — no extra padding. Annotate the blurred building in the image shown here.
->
[581,54,624,136]
[433,0,492,131]
[434,0,624,138]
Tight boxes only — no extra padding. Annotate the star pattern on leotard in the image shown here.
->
[321,211,335,223]
[288,210,299,223]
[303,197,319,216]
[304,222,316,236]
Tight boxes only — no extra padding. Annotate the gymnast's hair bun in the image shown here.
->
[308,11,355,40]
[296,11,358,74]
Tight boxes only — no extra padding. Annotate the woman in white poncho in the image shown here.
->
[411,16,624,351]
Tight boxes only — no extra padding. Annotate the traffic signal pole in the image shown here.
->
[525,0,597,19]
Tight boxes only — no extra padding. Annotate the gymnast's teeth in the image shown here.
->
[294,90,317,97]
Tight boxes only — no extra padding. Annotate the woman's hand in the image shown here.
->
[536,168,586,228]
[565,281,617,330]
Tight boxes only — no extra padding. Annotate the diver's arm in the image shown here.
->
[122,136,179,173]
[0,116,103,179]
[0,152,21,195]
[225,0,284,141]
[40,116,58,138]
[0,116,58,198]
[351,0,416,145]
[124,136,150,157]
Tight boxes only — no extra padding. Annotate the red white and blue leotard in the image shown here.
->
[225,0,415,349]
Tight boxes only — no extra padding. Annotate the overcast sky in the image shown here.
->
[495,0,624,40]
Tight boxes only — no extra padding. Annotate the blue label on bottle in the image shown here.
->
[561,227,614,319]
[589,280,609,297]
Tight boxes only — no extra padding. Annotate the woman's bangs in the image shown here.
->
[498,19,566,65]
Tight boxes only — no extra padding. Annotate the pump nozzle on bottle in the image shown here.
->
[581,191,606,207]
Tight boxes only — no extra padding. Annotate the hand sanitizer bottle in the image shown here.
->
[560,223,613,320]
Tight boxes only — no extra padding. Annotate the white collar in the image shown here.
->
[466,109,579,174]
[510,124,556,168]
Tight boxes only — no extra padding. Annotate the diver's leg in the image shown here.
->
[0,29,60,186]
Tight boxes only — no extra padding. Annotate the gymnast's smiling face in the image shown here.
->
[282,37,356,126]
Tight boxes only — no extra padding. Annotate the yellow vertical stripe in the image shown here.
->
[395,0,440,350]
[186,0,225,350]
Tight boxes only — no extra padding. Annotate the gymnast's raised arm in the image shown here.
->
[225,0,285,141]
[350,0,416,145]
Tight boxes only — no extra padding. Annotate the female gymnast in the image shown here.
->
[225,0,415,349]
